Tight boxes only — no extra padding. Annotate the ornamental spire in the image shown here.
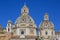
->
[44,13,49,20]
[21,3,29,14]
[24,2,26,7]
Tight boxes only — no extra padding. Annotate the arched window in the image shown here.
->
[22,19,24,21]
[21,31,24,35]
[45,31,48,35]
[24,10,25,12]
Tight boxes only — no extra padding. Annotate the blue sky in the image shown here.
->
[0,0,60,31]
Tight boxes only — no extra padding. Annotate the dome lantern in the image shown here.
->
[21,3,29,14]
[44,13,49,20]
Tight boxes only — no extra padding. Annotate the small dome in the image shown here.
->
[40,20,54,29]
[39,13,54,29]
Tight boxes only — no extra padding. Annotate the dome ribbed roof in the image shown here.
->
[15,14,35,24]
[40,20,54,29]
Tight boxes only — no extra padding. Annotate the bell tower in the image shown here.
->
[6,20,12,32]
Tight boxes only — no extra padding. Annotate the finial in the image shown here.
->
[21,2,29,14]
[44,13,49,20]
[24,2,27,7]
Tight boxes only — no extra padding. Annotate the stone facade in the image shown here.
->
[0,4,60,40]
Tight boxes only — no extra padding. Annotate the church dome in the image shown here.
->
[15,14,35,24]
[40,13,54,29]
[40,20,54,29]
[15,4,35,25]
